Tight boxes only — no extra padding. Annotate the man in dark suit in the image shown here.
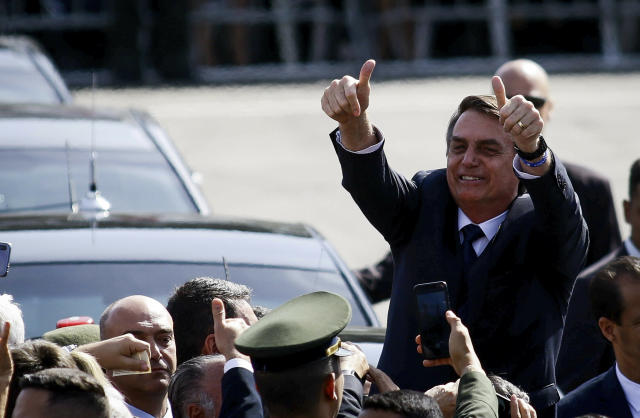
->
[322,59,588,416]
[557,256,640,418]
[355,58,618,304]
[557,158,640,393]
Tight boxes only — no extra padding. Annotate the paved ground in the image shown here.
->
[75,72,638,318]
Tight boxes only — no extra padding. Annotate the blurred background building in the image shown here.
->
[1,0,640,85]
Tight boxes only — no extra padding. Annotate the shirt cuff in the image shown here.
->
[512,155,541,180]
[224,358,254,374]
[335,129,384,154]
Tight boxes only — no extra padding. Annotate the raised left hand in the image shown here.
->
[492,76,544,154]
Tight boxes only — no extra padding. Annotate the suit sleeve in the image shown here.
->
[219,367,264,418]
[519,154,589,302]
[454,371,499,418]
[331,127,423,247]
[337,375,364,418]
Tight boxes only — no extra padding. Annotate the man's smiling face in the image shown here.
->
[446,110,519,222]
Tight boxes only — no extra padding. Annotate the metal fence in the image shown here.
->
[2,0,640,84]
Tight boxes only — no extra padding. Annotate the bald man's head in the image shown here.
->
[495,59,553,121]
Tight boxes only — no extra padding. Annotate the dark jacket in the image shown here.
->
[556,246,627,394]
[332,129,588,413]
[558,366,633,418]
[564,162,621,267]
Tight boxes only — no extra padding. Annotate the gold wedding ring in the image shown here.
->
[516,121,527,130]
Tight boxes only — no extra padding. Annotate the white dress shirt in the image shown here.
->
[126,402,173,418]
[223,357,254,374]
[458,208,508,256]
[616,363,640,418]
[624,238,640,258]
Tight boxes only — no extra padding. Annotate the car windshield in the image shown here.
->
[0,149,198,213]
[0,49,61,104]
[4,262,371,338]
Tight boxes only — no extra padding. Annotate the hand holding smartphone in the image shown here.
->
[414,281,451,360]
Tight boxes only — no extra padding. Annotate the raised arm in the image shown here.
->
[321,60,377,151]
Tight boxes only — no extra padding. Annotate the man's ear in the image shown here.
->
[186,403,204,418]
[323,373,338,400]
[624,200,631,224]
[202,333,218,355]
[598,317,617,343]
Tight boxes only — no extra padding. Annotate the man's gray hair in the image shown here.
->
[0,294,25,346]
[168,354,225,418]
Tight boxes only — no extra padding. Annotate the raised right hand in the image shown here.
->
[321,60,376,124]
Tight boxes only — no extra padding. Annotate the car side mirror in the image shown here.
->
[0,242,11,277]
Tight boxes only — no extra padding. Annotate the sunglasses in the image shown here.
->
[508,95,547,109]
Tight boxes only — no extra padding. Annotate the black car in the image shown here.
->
[0,213,383,364]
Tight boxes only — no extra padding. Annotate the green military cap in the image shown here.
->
[43,324,100,347]
[235,291,352,372]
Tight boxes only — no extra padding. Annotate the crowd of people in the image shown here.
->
[0,57,639,417]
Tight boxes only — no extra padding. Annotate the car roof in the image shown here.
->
[0,104,154,150]
[0,36,72,104]
[0,214,341,270]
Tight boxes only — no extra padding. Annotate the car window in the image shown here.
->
[0,49,61,104]
[0,149,198,213]
[4,262,371,338]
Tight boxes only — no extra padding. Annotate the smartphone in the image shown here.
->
[414,281,450,360]
[0,242,10,277]
[496,393,511,418]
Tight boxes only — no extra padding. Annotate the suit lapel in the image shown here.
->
[600,367,633,418]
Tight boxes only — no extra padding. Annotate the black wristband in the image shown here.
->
[515,136,547,161]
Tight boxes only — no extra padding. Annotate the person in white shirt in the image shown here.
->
[558,255,640,418]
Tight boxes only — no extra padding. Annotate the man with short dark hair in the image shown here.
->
[12,367,110,418]
[168,354,226,418]
[101,295,176,418]
[322,59,587,416]
[167,277,257,365]
[557,158,640,393]
[558,256,640,418]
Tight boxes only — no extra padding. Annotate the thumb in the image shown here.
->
[211,298,226,330]
[492,76,507,109]
[445,310,461,330]
[358,59,376,87]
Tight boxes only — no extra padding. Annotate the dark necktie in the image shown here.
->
[458,224,485,312]
[461,224,485,268]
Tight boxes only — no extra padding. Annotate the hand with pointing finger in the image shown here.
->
[322,60,378,151]
[492,75,547,159]
[322,59,375,123]
[211,297,250,361]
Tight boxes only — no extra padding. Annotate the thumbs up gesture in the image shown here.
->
[322,59,376,124]
[492,76,544,155]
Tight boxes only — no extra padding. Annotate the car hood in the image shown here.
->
[0,213,336,269]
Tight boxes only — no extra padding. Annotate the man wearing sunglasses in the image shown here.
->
[495,59,621,268]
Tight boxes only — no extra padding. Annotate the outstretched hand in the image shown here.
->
[416,311,483,377]
[321,59,375,124]
[78,334,151,372]
[492,76,544,155]
[212,298,250,361]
